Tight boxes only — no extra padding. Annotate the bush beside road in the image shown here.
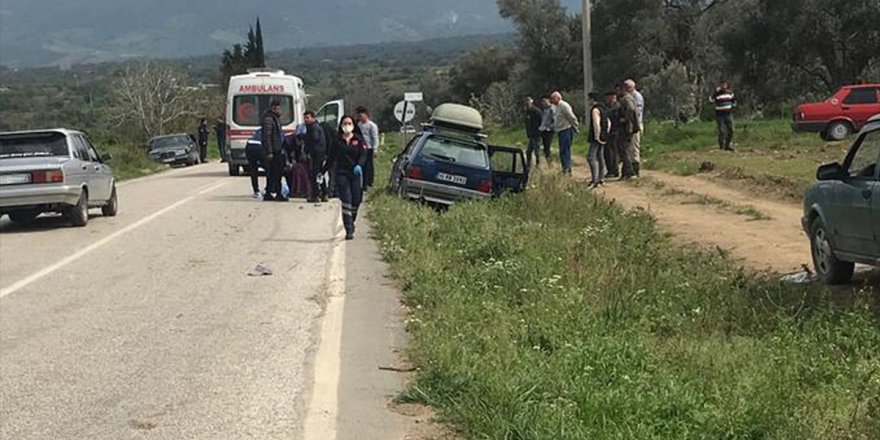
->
[368,162,880,438]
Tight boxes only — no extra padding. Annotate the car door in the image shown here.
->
[842,87,880,128]
[488,145,530,196]
[834,129,879,256]
[316,99,344,136]
[81,135,112,200]
[68,135,93,193]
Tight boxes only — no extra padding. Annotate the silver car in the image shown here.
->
[0,129,118,227]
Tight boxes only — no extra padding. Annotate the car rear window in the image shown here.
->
[419,137,489,168]
[0,132,69,159]
[232,95,294,126]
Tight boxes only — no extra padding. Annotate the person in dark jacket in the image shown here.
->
[214,117,227,163]
[603,91,621,178]
[261,100,287,201]
[302,110,329,203]
[523,97,544,169]
[325,115,367,240]
[245,129,268,198]
[197,118,209,162]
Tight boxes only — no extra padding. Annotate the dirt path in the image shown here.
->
[571,161,810,274]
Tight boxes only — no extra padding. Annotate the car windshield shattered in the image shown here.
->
[420,137,489,168]
[0,132,69,159]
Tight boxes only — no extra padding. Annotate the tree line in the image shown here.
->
[433,0,880,124]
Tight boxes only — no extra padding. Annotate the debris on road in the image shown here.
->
[247,263,273,276]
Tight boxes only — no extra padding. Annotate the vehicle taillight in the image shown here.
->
[407,166,422,180]
[32,170,64,183]
[477,180,492,193]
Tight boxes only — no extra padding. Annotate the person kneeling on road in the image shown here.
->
[326,115,367,240]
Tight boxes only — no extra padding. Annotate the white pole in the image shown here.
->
[582,0,593,110]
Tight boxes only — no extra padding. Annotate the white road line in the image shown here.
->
[0,179,230,299]
[302,221,347,440]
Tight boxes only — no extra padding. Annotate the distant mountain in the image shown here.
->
[0,0,554,68]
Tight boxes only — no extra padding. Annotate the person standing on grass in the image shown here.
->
[550,91,579,175]
[587,92,609,188]
[326,115,367,240]
[303,110,329,203]
[539,97,556,165]
[262,99,287,201]
[523,97,544,169]
[624,79,644,177]
[619,86,641,180]
[603,91,621,178]
[356,106,380,192]
[197,118,209,163]
[711,80,737,151]
[214,117,227,163]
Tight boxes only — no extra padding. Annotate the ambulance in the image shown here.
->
[224,69,344,176]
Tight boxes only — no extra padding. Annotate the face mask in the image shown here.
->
[342,124,354,134]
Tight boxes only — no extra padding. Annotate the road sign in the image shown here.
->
[393,100,416,123]
[404,92,423,102]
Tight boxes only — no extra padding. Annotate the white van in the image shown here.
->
[224,69,345,176]
[225,69,305,176]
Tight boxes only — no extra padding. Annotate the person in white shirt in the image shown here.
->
[356,106,380,191]
[623,79,645,176]
[550,91,579,175]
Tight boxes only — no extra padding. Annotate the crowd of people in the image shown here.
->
[523,79,735,188]
[245,100,380,241]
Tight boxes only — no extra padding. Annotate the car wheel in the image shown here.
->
[228,162,241,176]
[8,209,40,224]
[810,218,854,284]
[820,130,832,142]
[102,185,118,217]
[66,189,89,227]
[826,121,851,141]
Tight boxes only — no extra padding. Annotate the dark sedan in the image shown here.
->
[148,134,200,167]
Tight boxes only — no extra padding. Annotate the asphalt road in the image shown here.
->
[0,163,407,439]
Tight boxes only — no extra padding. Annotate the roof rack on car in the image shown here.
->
[421,122,488,141]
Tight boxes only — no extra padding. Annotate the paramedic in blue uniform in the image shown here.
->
[325,115,367,240]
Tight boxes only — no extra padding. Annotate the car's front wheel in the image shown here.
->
[826,121,851,142]
[810,218,854,284]
[66,189,89,227]
[102,185,118,217]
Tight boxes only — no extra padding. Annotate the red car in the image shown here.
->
[792,84,880,141]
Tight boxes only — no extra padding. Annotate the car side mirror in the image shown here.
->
[816,162,844,181]
[102,153,113,162]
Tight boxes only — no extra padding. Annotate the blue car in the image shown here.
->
[389,104,528,206]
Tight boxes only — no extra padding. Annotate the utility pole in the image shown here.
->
[582,0,593,113]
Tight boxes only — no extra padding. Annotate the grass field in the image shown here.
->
[486,119,850,202]
[367,149,880,439]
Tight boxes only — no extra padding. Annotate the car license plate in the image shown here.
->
[0,173,31,185]
[436,172,467,185]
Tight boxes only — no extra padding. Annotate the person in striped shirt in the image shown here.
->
[711,80,737,151]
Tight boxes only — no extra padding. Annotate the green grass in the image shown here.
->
[367,153,880,439]
[640,119,846,201]
[100,140,165,181]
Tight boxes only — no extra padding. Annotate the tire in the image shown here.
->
[228,162,241,176]
[826,121,851,141]
[820,130,832,142]
[66,189,89,227]
[8,209,39,224]
[810,218,854,284]
[102,185,118,217]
